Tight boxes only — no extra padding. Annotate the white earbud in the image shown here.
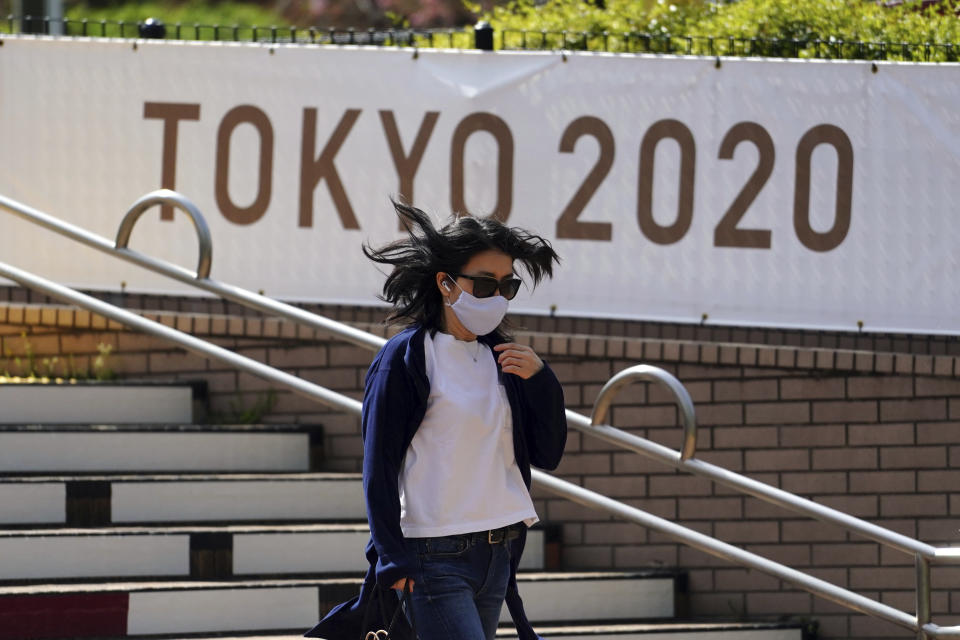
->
[442,281,452,292]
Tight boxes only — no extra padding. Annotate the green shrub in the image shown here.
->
[478,0,960,60]
[0,1,288,37]
[687,0,960,59]
[54,1,288,39]
[471,0,706,50]
[5,0,959,59]
[1,333,117,383]
[66,1,284,26]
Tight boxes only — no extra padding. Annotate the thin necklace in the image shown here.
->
[442,324,481,362]
[464,340,481,362]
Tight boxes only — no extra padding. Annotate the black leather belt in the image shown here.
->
[465,523,524,545]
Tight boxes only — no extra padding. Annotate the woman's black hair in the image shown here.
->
[363,199,560,337]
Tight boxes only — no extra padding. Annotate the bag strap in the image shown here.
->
[362,579,416,640]
[359,587,378,640]
[387,578,416,637]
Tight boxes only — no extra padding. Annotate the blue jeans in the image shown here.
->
[398,533,512,640]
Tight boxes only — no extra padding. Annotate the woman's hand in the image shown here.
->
[494,343,544,379]
[391,577,415,592]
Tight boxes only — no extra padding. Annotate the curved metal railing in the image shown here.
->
[115,190,214,279]
[0,190,382,352]
[579,368,960,639]
[2,189,959,638]
[591,365,698,461]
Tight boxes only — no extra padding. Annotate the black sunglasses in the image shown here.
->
[450,273,522,300]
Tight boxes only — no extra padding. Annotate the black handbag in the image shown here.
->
[361,580,416,640]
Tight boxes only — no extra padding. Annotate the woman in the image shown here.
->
[306,200,566,640]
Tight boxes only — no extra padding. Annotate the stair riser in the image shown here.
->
[113,480,367,522]
[0,433,309,473]
[0,589,317,639]
[0,386,193,424]
[0,536,188,580]
[0,529,547,580]
[0,574,678,638]
[0,484,63,524]
[499,633,803,640]
[0,478,363,525]
[0,593,128,640]
[129,588,318,635]
[234,530,545,573]
[123,634,803,640]
[503,578,674,623]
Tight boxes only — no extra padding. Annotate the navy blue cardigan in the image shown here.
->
[305,324,567,640]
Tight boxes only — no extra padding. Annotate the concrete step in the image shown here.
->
[111,622,809,640]
[0,571,680,638]
[499,571,676,624]
[0,473,365,525]
[495,622,807,639]
[0,424,322,473]
[0,523,549,580]
[0,382,201,424]
[111,473,365,524]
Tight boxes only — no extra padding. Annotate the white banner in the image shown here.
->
[0,37,958,334]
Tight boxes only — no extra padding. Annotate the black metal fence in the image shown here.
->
[4,15,476,47]
[4,15,960,62]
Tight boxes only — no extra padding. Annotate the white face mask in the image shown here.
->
[445,279,509,336]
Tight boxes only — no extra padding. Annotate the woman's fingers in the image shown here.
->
[494,343,543,379]
[493,342,533,357]
[390,577,414,592]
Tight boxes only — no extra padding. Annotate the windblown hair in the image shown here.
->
[363,199,560,336]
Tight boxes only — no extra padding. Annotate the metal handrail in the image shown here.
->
[0,190,382,352]
[0,261,360,416]
[584,367,960,639]
[3,188,959,637]
[533,471,919,631]
[0,255,949,637]
[585,366,950,561]
[116,190,213,279]
[591,365,697,461]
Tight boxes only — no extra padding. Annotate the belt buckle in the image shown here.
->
[488,528,504,544]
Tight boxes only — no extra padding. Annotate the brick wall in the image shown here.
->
[1,298,959,639]
[544,349,960,639]
[4,285,959,357]
[0,304,370,470]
